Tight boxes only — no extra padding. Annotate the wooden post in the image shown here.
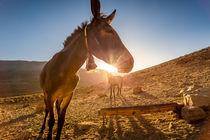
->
[99,103,184,116]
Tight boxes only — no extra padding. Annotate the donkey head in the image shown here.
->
[87,0,134,73]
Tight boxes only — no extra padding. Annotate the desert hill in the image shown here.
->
[0,61,107,97]
[0,47,209,139]
[124,47,210,97]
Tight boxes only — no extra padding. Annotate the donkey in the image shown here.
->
[107,73,123,98]
[39,0,134,139]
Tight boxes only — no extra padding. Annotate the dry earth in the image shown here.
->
[0,47,209,140]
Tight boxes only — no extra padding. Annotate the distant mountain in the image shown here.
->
[0,61,107,97]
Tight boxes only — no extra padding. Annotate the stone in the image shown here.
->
[187,85,201,92]
[178,88,188,97]
[168,122,173,129]
[178,85,202,97]
[183,88,210,108]
[133,87,144,94]
[181,106,206,123]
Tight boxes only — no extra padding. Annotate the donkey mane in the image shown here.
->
[63,21,88,48]
[63,14,107,48]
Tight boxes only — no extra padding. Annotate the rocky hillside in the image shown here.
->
[125,47,210,98]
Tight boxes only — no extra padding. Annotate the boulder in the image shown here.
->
[181,106,206,123]
[183,88,210,108]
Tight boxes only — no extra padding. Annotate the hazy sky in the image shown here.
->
[0,0,210,72]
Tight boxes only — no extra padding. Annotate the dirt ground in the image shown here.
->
[0,83,209,140]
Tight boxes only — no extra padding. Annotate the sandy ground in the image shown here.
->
[0,83,209,140]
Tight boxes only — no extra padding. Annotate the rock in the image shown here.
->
[181,106,206,123]
[187,85,201,92]
[178,85,202,97]
[183,88,210,108]
[168,122,173,129]
[97,93,107,98]
[133,87,144,94]
[178,88,188,97]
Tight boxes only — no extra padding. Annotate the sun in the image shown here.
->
[97,62,117,72]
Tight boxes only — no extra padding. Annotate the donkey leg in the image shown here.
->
[39,108,49,134]
[117,85,120,95]
[55,94,73,140]
[120,85,122,95]
[47,99,55,140]
[113,86,116,98]
[39,97,49,134]
[56,99,63,116]
[120,83,122,95]
[110,86,112,99]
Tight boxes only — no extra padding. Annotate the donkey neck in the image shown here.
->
[63,31,88,74]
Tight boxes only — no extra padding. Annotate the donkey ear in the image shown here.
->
[91,0,101,18]
[106,9,116,24]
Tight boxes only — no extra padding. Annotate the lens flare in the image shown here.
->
[97,62,117,72]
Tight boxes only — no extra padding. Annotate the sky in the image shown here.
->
[0,0,210,72]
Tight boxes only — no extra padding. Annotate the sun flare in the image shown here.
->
[97,62,117,72]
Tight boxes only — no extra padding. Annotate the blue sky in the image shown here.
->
[0,0,210,71]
